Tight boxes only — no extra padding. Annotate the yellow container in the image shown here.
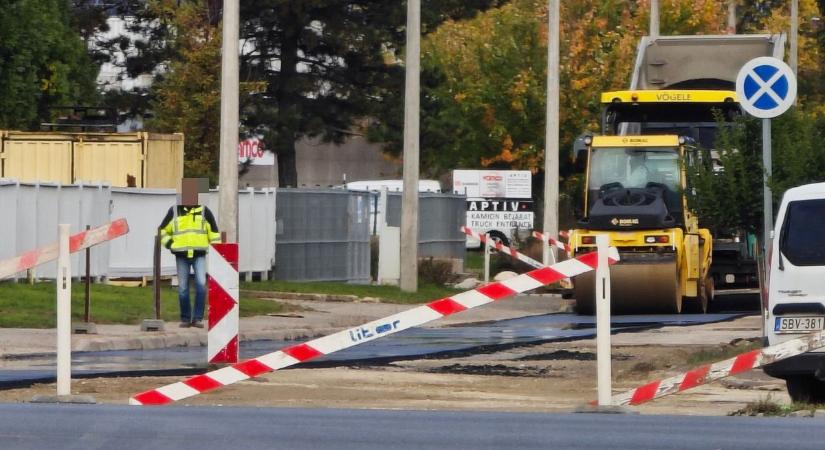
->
[0,131,183,188]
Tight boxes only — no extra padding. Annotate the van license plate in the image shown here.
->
[774,317,825,334]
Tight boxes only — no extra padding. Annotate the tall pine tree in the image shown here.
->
[0,0,99,129]
[239,0,503,186]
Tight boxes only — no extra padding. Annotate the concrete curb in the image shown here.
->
[242,290,382,303]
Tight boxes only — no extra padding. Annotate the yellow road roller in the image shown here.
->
[571,135,712,314]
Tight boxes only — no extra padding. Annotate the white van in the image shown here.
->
[763,182,825,403]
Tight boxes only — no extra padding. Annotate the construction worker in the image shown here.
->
[159,183,220,328]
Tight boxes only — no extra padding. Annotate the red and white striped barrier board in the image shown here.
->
[612,330,825,406]
[130,247,620,405]
[207,243,239,364]
[559,230,570,240]
[532,231,572,253]
[0,218,129,280]
[461,226,544,269]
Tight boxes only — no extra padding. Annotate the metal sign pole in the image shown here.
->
[484,233,491,283]
[762,118,773,253]
[541,233,551,266]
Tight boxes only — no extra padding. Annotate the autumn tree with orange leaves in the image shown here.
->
[380,0,729,177]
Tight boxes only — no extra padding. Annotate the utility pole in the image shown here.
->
[543,0,559,248]
[400,0,420,292]
[650,0,660,38]
[218,0,240,243]
[727,0,737,34]
[790,0,798,75]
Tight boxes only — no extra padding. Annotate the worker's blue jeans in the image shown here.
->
[175,254,206,323]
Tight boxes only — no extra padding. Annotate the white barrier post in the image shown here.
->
[542,234,551,266]
[56,224,72,396]
[484,233,491,282]
[596,234,612,406]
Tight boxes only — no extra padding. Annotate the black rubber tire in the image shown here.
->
[785,376,825,404]
[487,231,510,247]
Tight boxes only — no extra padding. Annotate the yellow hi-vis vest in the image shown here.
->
[160,206,220,258]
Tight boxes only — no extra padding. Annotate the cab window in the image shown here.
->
[780,199,825,266]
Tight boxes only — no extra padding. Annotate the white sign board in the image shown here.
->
[466,211,534,231]
[238,138,275,166]
[735,57,797,119]
[452,170,532,199]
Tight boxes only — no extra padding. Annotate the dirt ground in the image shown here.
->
[0,314,790,416]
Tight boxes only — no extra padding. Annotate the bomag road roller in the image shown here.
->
[570,134,713,314]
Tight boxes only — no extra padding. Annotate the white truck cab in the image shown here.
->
[763,182,825,403]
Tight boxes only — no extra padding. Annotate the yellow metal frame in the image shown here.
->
[591,135,680,147]
[570,228,683,250]
[583,135,685,218]
[601,90,738,104]
[570,228,712,300]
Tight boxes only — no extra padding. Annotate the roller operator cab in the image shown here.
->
[570,135,713,315]
[763,183,825,403]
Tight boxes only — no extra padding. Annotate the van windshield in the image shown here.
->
[780,199,825,266]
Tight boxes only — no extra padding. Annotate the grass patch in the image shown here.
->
[726,396,825,417]
[464,250,484,271]
[241,280,460,304]
[730,395,788,416]
[685,340,763,366]
[0,281,288,329]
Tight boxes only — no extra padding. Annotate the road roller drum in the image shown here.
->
[574,252,680,315]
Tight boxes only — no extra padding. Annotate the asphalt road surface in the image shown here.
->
[2,403,824,450]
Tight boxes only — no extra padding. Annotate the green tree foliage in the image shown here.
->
[119,0,500,185]
[687,118,764,235]
[688,109,825,237]
[144,0,222,183]
[240,0,504,187]
[769,110,825,198]
[370,0,727,178]
[0,0,99,129]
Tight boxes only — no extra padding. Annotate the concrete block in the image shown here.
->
[72,322,97,335]
[140,319,165,332]
[572,404,639,415]
[31,394,96,404]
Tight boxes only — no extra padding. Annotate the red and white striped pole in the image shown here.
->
[130,248,620,405]
[532,230,573,289]
[0,218,129,280]
[532,230,571,254]
[461,226,544,269]
[207,243,239,364]
[611,330,825,406]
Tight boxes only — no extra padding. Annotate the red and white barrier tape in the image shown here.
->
[461,226,543,269]
[0,218,129,280]
[130,247,620,405]
[207,243,240,364]
[532,231,572,253]
[612,330,825,406]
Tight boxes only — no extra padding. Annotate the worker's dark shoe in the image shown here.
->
[190,320,204,329]
[179,321,191,328]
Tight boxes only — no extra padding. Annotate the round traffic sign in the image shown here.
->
[736,56,797,119]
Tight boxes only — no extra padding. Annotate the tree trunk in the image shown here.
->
[277,145,297,187]
[275,13,300,188]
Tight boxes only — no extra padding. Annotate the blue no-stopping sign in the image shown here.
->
[736,57,797,119]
